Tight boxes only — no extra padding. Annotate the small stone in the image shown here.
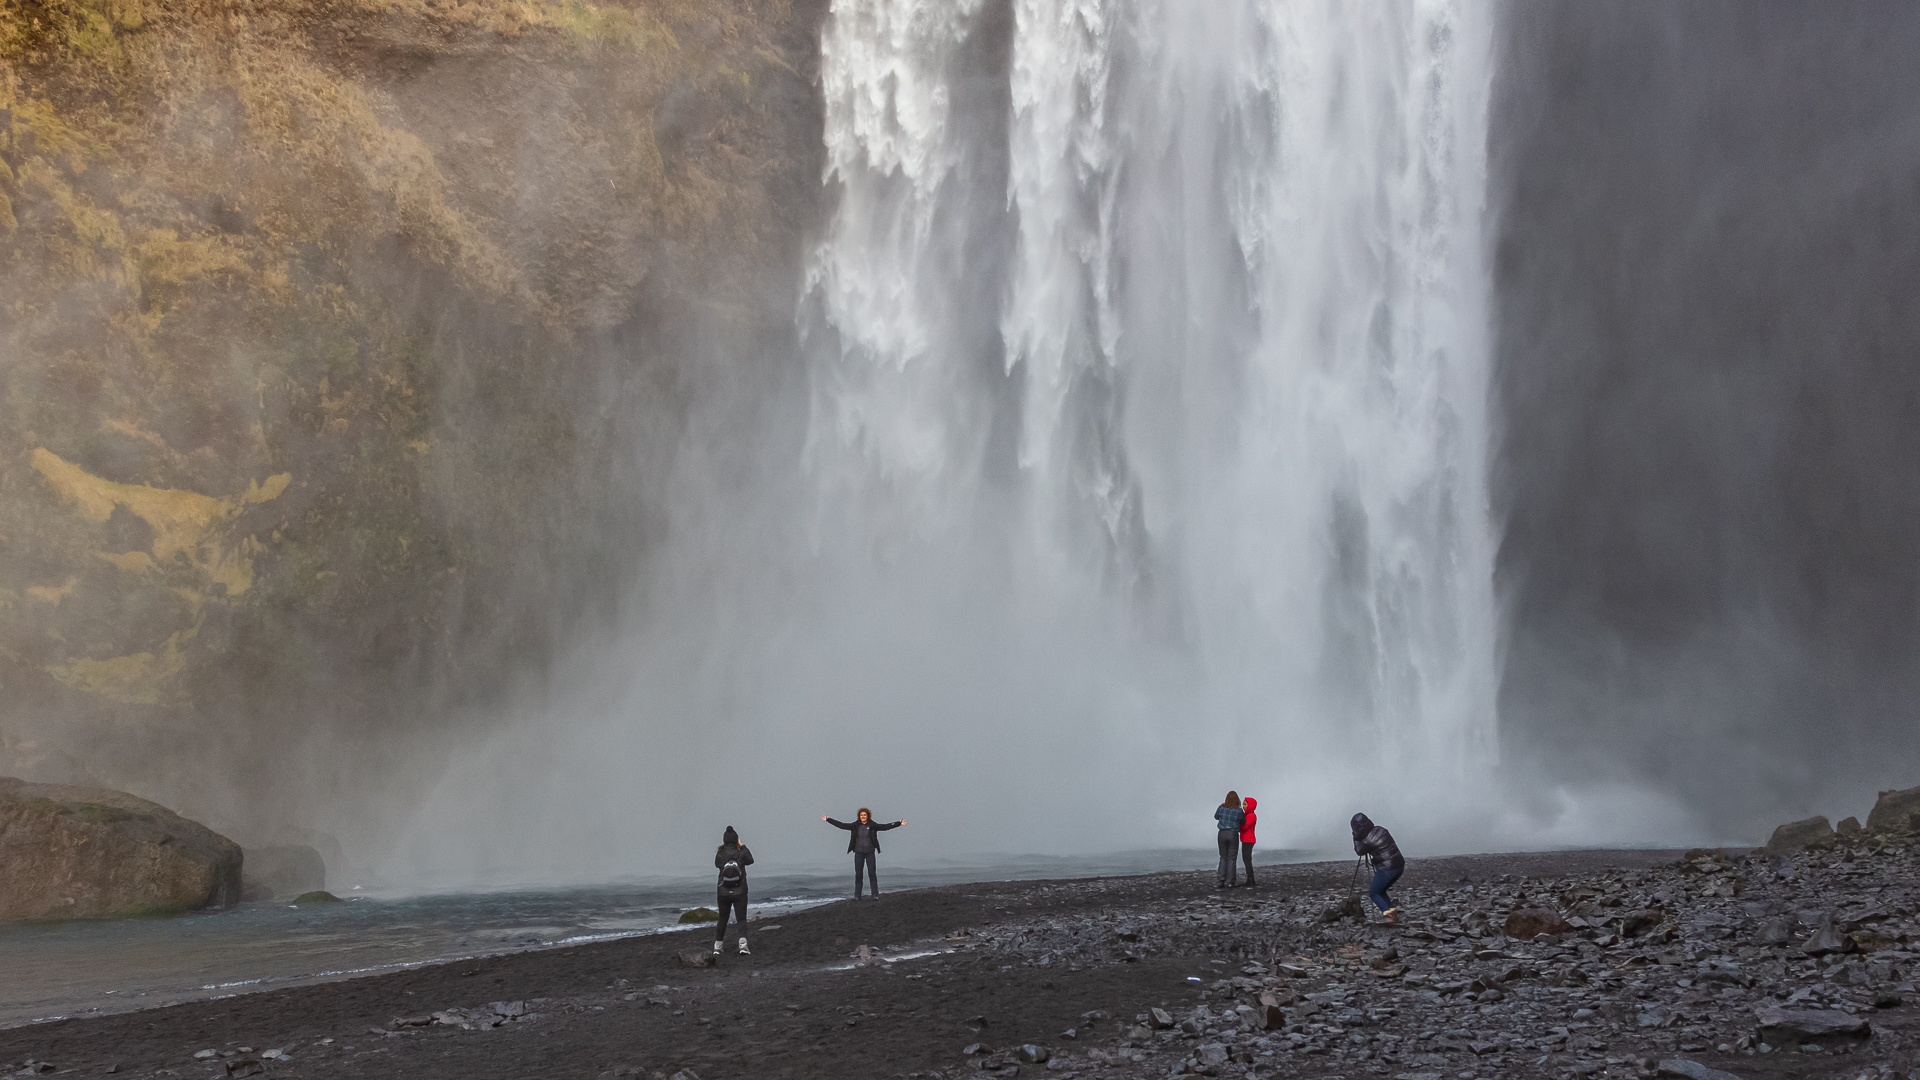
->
[1752,1004,1870,1042]
[676,948,717,969]
[1656,1060,1742,1080]
[223,1061,263,1079]
[1800,920,1855,957]
[677,908,719,924]
[1017,1045,1050,1063]
[1149,1008,1175,1029]
[193,1051,218,1061]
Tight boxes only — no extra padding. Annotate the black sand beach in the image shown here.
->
[4,846,1916,1080]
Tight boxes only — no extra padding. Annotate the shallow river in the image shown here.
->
[1,849,1320,1028]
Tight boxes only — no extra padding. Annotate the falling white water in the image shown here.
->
[383,0,1504,885]
[805,0,1499,842]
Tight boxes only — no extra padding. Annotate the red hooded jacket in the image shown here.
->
[1239,797,1257,844]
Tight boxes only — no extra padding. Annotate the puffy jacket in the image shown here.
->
[1350,814,1404,870]
[1239,797,1257,844]
[828,817,900,854]
[1214,804,1245,834]
[715,842,754,897]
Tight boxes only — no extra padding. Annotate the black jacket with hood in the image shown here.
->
[827,817,900,854]
[1350,814,1404,871]
[715,841,754,897]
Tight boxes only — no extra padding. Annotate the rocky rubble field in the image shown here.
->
[933,824,1919,1080]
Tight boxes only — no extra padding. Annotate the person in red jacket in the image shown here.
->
[1238,796,1259,888]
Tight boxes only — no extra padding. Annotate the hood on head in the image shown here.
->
[1243,797,1256,812]
[1350,813,1372,839]
[723,826,738,845]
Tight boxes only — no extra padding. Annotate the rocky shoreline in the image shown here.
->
[2,835,1916,1080]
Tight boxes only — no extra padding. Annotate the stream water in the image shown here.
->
[0,849,1321,1029]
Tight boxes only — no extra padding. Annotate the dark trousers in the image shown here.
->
[716,893,747,940]
[1241,841,1256,886]
[854,850,878,897]
[1216,830,1239,886]
[1369,865,1404,914]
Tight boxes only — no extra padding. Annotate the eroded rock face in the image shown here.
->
[1867,785,1920,834]
[0,777,241,921]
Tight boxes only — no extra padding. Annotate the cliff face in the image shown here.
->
[0,0,826,815]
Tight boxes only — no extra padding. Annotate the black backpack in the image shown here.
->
[719,859,744,887]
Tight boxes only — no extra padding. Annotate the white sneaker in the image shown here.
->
[712,940,723,955]
[737,938,750,955]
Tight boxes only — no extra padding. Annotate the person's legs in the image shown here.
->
[863,851,880,896]
[1241,841,1256,887]
[1368,866,1403,914]
[1216,831,1236,887]
[854,851,878,898]
[714,893,734,951]
[733,896,750,952]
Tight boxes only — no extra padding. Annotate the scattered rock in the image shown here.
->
[1015,1044,1049,1063]
[1762,816,1834,856]
[1619,908,1666,937]
[1836,816,1864,838]
[1502,906,1575,938]
[675,949,716,969]
[1148,1007,1174,1029]
[678,908,719,924]
[290,890,340,904]
[1799,918,1854,956]
[1752,1004,1870,1043]
[223,1060,263,1078]
[1757,915,1794,944]
[1867,785,1920,833]
[1655,1058,1743,1080]
[0,777,243,922]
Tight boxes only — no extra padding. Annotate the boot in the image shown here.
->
[1382,907,1401,926]
[712,939,723,955]
[737,937,751,955]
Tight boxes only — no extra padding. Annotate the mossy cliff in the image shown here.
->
[0,0,826,815]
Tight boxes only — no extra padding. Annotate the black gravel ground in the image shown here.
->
[2,845,1915,1080]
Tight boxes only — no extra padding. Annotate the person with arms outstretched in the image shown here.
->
[823,808,904,900]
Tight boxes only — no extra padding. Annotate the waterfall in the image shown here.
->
[804,0,1499,838]
[389,0,1502,882]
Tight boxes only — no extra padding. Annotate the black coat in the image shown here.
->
[715,843,754,897]
[827,817,900,854]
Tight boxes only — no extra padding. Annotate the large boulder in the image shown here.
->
[241,845,327,901]
[1761,816,1834,856]
[1866,786,1920,834]
[0,777,242,921]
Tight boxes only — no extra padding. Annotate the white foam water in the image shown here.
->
[385,0,1502,883]
[800,0,1498,841]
